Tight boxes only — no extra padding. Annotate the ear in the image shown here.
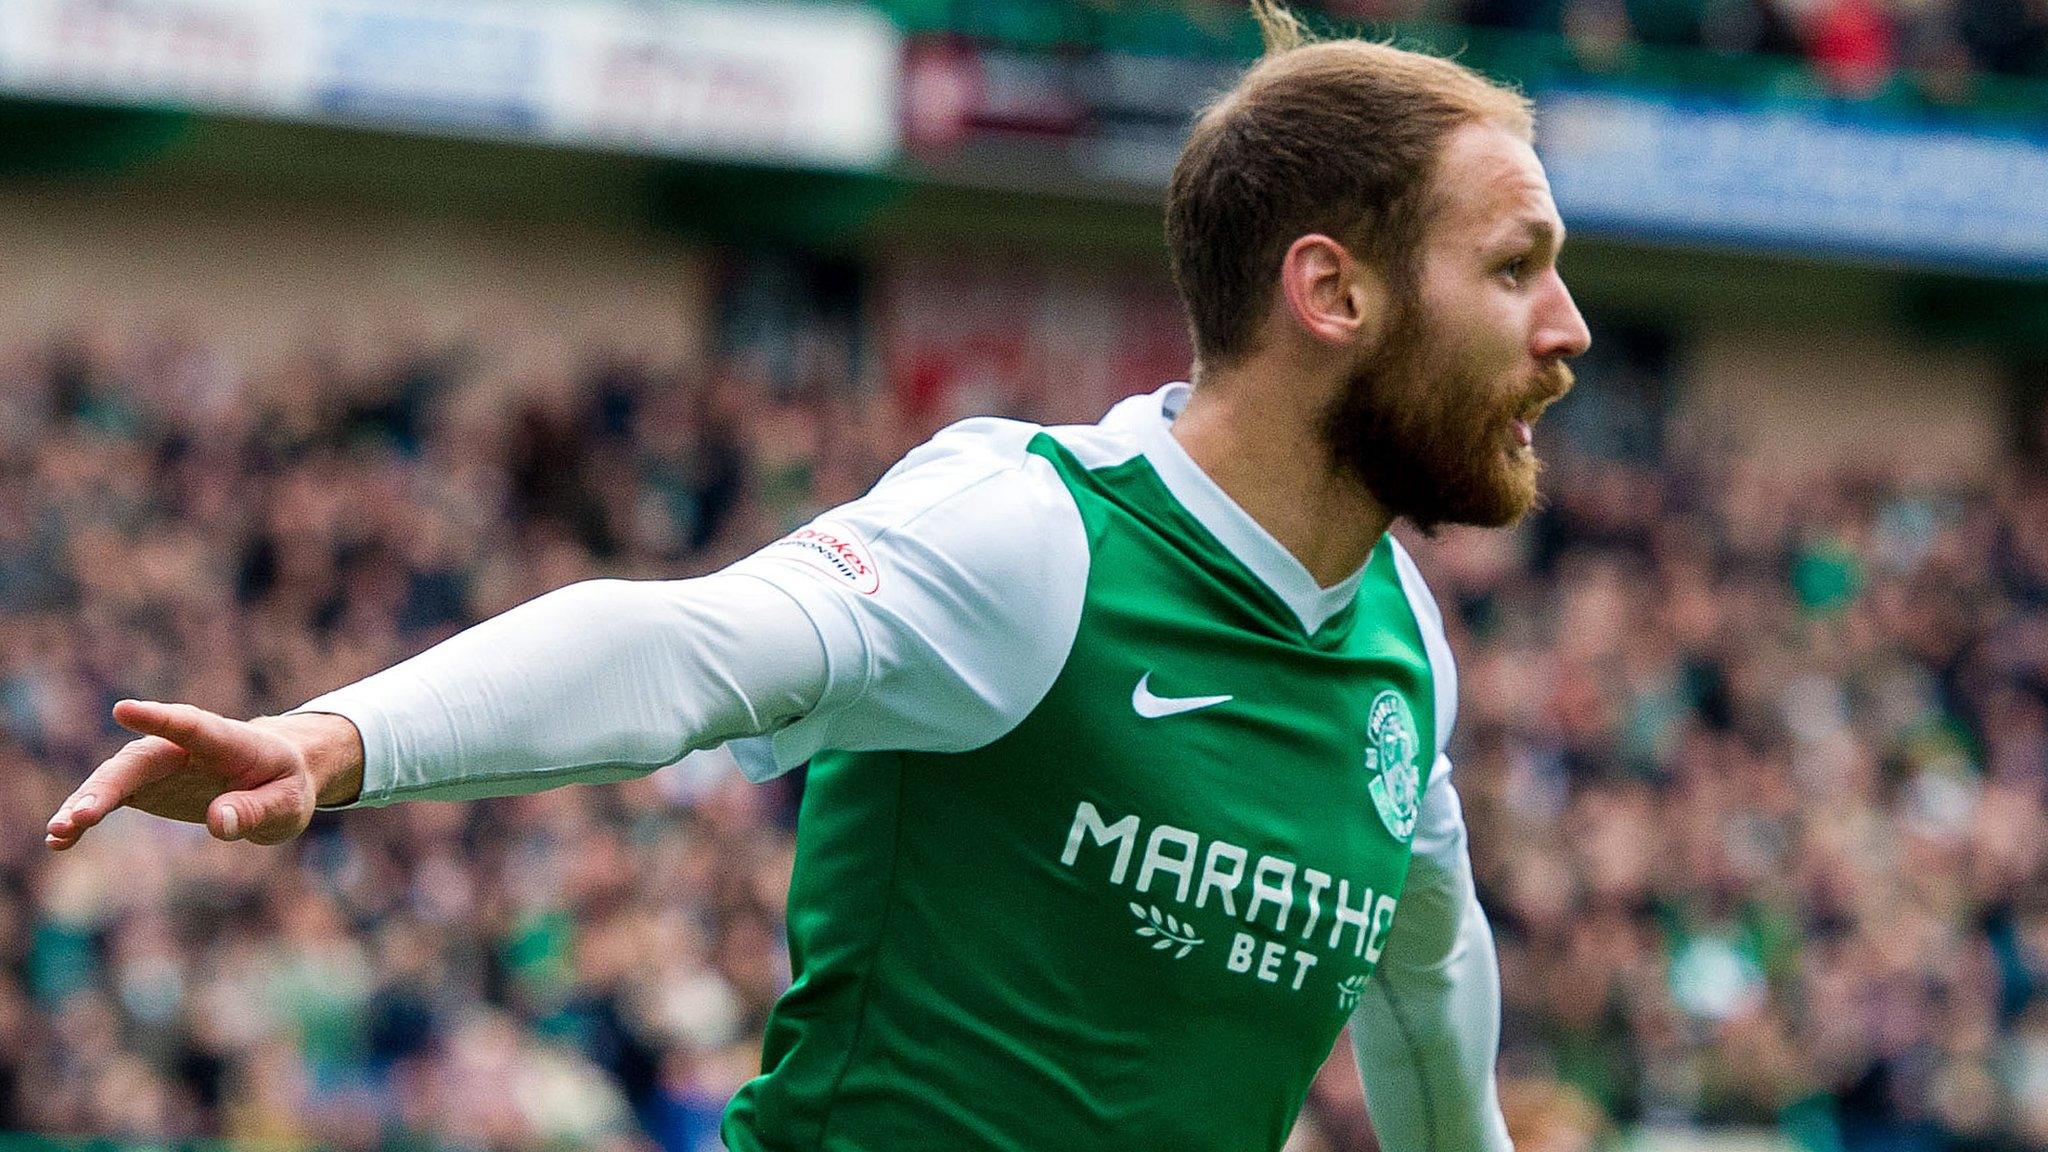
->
[1278,234,1388,350]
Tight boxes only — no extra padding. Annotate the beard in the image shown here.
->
[1320,295,1573,535]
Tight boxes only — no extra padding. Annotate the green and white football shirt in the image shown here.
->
[296,383,1509,1152]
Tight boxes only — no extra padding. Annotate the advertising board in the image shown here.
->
[901,36,2048,273]
[0,0,900,170]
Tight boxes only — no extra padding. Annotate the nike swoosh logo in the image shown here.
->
[1131,672,1233,719]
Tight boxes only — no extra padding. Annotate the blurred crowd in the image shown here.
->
[1419,429,2048,1152]
[0,319,2045,1152]
[911,0,2048,96]
[1413,0,2048,92]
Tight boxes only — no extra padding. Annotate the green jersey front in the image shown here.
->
[715,385,1479,1152]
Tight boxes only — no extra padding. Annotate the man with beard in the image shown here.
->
[48,4,1587,1150]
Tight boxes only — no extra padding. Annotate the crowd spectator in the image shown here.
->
[1,317,2045,1152]
[902,0,2048,97]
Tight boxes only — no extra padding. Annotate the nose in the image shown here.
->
[1535,273,1592,361]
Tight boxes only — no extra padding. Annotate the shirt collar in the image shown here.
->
[1125,382,1368,634]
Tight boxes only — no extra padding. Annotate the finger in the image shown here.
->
[209,777,312,846]
[47,737,180,840]
[46,736,187,849]
[112,699,238,754]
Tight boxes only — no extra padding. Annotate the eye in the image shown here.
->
[1499,255,1529,287]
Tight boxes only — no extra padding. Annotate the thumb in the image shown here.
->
[208,777,313,845]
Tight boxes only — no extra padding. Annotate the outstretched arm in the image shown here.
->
[46,572,828,849]
[1350,760,1512,1152]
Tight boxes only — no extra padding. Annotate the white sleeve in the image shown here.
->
[720,415,1090,779]
[1355,537,1508,1151]
[291,415,1091,805]
[1350,759,1511,1152]
[288,573,829,808]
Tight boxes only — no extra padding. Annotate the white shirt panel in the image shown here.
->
[1351,771,1510,1152]
[724,415,1092,777]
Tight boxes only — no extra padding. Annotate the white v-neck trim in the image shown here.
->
[1130,382,1370,635]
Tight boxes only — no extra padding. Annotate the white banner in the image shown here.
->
[0,0,311,115]
[547,0,899,169]
[310,0,548,133]
[0,0,899,170]
[1539,89,2048,273]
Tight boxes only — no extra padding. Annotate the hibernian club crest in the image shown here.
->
[1364,690,1422,842]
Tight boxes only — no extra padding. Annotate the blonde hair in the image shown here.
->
[1249,0,1310,51]
[1164,4,1532,367]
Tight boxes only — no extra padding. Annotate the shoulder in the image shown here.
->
[1037,414,1148,472]
[875,414,1047,488]
[1386,534,1459,756]
[740,414,1090,612]
[1385,536,1446,638]
[832,416,1086,574]
[729,416,1095,769]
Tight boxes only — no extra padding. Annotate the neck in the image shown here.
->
[1170,362,1393,588]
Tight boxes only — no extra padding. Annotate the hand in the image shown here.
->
[45,700,363,851]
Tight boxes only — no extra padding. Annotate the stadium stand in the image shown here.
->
[5,0,2048,1150]
[2,316,2045,1149]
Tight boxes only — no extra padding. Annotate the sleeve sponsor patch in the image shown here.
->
[758,519,882,595]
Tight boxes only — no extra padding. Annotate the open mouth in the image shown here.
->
[1509,389,1561,450]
